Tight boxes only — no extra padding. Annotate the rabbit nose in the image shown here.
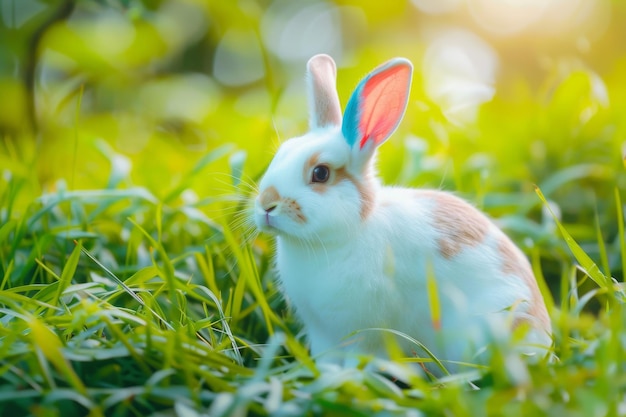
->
[259,186,281,213]
[264,202,278,213]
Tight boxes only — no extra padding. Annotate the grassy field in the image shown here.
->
[2,1,626,416]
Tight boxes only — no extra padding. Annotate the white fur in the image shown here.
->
[253,56,551,373]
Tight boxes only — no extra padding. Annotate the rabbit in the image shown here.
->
[253,54,552,372]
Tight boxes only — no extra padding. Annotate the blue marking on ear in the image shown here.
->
[341,78,367,148]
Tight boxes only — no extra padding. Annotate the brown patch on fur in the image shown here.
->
[498,236,551,332]
[259,186,280,211]
[311,183,327,194]
[499,235,523,276]
[417,191,489,259]
[336,167,375,220]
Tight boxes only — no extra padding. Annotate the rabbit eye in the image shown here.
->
[311,165,330,183]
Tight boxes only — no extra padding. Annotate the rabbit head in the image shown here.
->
[254,54,412,242]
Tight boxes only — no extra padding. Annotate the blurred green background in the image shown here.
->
[1,0,626,288]
[2,2,626,415]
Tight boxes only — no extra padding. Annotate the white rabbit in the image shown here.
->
[253,54,551,372]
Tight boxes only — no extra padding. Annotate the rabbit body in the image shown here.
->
[254,55,551,369]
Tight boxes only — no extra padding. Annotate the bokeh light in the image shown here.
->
[0,0,624,174]
[422,29,498,125]
[411,0,463,15]
[261,1,344,62]
[1,0,46,28]
[213,29,265,87]
[468,0,553,35]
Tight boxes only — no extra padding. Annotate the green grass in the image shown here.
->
[1,72,626,414]
[2,1,626,415]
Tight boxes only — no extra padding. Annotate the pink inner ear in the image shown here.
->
[359,65,411,148]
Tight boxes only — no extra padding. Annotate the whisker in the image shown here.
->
[212,173,259,196]
[271,117,283,150]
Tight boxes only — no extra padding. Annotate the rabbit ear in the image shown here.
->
[342,58,412,152]
[306,54,342,129]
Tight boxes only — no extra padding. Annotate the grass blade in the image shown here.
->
[595,209,611,277]
[353,327,451,376]
[535,186,624,302]
[426,260,441,331]
[615,188,626,283]
[127,217,182,325]
[531,247,555,315]
[78,242,175,331]
[53,240,82,308]
[29,317,87,395]
[219,222,279,334]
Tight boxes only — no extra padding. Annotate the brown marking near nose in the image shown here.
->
[498,236,551,333]
[284,198,307,224]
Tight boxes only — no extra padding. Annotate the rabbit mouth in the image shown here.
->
[255,211,280,234]
[262,212,275,230]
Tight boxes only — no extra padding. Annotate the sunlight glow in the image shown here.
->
[214,29,265,87]
[411,0,462,15]
[422,29,498,125]
[261,1,343,61]
[468,0,607,37]
[469,0,553,34]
